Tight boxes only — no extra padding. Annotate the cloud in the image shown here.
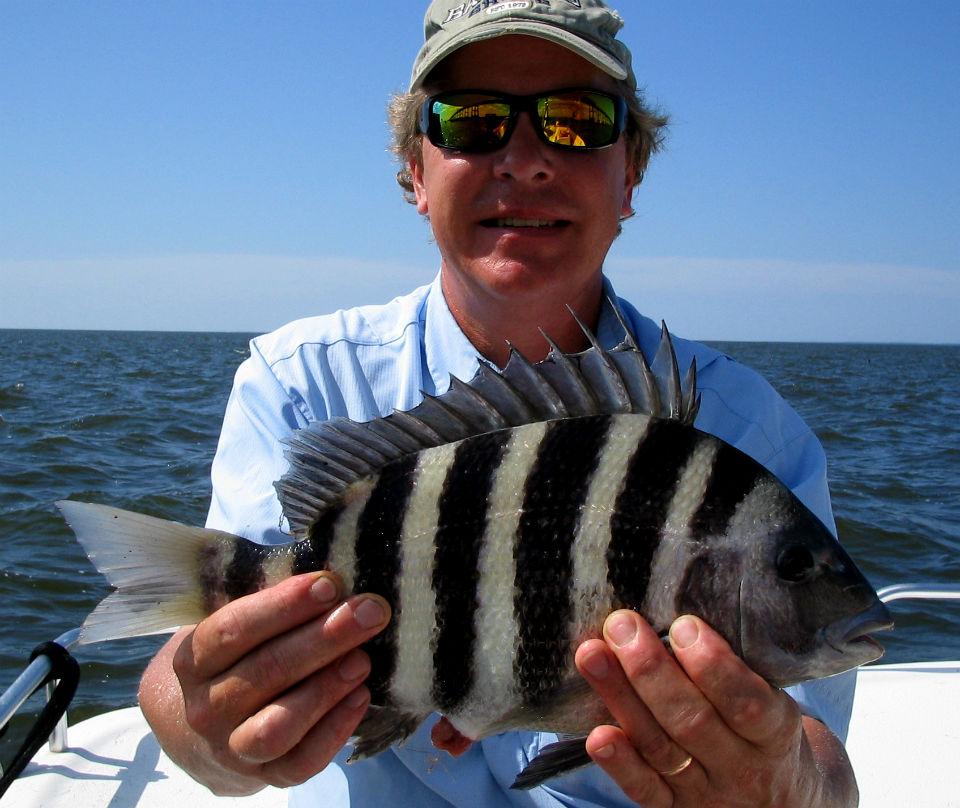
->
[2,253,957,343]
[0,254,435,333]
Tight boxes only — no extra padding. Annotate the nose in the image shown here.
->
[492,113,555,183]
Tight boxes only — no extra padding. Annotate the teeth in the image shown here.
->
[495,218,558,228]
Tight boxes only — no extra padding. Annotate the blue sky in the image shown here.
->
[2,1,958,342]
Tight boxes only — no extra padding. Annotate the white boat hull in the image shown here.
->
[3,705,285,806]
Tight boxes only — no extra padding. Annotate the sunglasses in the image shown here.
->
[419,88,628,153]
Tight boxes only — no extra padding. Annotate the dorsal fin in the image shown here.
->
[276,305,699,538]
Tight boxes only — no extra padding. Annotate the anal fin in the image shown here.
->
[348,706,426,762]
[510,736,592,790]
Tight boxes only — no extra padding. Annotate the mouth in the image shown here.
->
[828,600,894,656]
[480,217,569,229]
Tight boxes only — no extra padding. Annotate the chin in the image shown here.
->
[485,262,596,300]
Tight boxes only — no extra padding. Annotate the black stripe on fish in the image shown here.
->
[198,542,229,613]
[607,419,699,611]
[355,453,418,702]
[674,547,744,656]
[431,430,511,712]
[688,442,763,538]
[223,540,270,601]
[292,507,341,576]
[514,416,610,705]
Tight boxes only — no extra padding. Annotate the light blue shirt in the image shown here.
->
[205,273,854,807]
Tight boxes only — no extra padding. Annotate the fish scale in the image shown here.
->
[56,308,892,790]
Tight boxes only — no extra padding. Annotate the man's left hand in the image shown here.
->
[575,611,857,807]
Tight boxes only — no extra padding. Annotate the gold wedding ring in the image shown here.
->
[657,754,694,777]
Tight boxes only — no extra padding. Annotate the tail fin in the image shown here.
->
[57,501,232,644]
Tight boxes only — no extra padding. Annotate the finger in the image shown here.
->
[203,593,390,721]
[584,724,673,808]
[576,637,700,783]
[602,610,748,768]
[177,572,344,683]
[669,615,801,754]
[259,684,372,789]
[230,648,372,763]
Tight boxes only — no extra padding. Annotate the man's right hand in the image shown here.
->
[138,571,391,795]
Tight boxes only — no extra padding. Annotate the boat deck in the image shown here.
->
[847,660,960,808]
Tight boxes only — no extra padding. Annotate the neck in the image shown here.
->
[441,271,604,367]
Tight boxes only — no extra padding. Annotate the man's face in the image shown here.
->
[410,35,637,319]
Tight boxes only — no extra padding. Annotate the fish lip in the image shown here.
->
[826,600,895,654]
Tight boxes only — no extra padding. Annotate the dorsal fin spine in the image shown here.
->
[387,408,448,445]
[501,346,568,418]
[363,418,424,455]
[466,361,538,425]
[606,297,640,351]
[652,321,683,420]
[445,375,510,431]
[610,345,659,416]
[682,358,701,425]
[566,305,632,413]
[538,327,599,417]
[322,420,393,465]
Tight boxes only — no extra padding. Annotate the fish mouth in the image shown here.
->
[826,600,894,656]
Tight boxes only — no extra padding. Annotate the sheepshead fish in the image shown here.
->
[57,308,892,790]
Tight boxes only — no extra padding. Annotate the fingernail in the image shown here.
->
[606,612,638,647]
[338,650,369,682]
[346,685,370,709]
[593,743,616,760]
[354,597,387,629]
[580,649,610,680]
[311,574,338,604]
[670,616,699,649]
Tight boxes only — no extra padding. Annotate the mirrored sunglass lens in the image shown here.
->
[538,92,618,147]
[432,95,512,150]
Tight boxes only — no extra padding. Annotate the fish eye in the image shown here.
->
[776,545,817,583]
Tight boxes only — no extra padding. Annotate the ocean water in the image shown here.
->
[1,328,958,769]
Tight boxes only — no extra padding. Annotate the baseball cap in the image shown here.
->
[409,0,636,91]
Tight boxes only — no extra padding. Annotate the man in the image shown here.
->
[139,1,859,805]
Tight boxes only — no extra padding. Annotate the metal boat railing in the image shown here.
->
[0,627,82,797]
[0,628,81,756]
[877,583,960,604]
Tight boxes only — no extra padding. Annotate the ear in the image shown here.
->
[620,161,637,220]
[410,156,429,216]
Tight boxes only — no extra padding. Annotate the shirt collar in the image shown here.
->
[423,272,483,395]
[423,272,630,393]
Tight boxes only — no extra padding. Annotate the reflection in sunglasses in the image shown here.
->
[422,89,626,153]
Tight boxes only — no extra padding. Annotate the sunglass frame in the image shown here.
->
[419,88,628,153]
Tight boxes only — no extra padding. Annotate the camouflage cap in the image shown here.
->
[410,0,636,91]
